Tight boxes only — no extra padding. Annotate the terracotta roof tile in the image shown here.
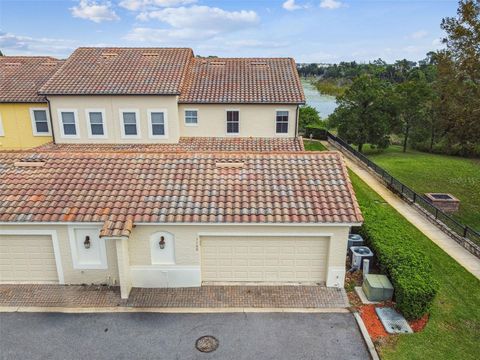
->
[0,151,362,237]
[31,137,305,153]
[0,56,64,103]
[39,47,193,95]
[179,57,305,104]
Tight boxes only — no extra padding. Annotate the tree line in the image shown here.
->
[301,0,479,157]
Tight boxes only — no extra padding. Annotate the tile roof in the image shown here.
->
[0,151,362,237]
[0,56,64,103]
[32,137,305,153]
[179,58,305,104]
[39,47,193,95]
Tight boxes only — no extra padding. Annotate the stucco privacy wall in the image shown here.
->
[48,95,180,144]
[128,224,350,287]
[178,104,298,137]
[0,104,53,149]
[0,225,119,285]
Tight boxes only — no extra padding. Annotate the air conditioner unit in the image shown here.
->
[351,246,374,270]
[348,234,364,251]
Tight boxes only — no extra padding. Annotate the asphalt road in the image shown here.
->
[0,312,369,360]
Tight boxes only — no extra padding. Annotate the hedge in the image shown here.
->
[358,205,439,320]
[304,126,327,140]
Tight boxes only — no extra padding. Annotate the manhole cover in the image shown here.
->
[195,335,219,353]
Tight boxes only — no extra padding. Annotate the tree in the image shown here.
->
[298,105,322,133]
[435,0,480,155]
[394,70,434,152]
[329,74,397,152]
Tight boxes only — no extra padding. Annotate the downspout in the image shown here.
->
[46,97,56,144]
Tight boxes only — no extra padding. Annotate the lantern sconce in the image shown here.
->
[84,236,91,249]
[159,236,166,250]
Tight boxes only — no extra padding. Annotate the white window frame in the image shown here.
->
[30,108,51,136]
[119,109,141,139]
[147,109,169,139]
[225,109,240,136]
[85,108,108,139]
[184,108,199,127]
[275,109,290,136]
[57,109,80,138]
[0,113,4,136]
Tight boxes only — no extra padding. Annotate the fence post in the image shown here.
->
[435,208,438,219]
[413,193,416,203]
[464,227,468,238]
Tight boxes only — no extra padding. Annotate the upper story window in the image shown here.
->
[30,108,51,136]
[58,109,79,138]
[120,109,140,138]
[276,110,289,134]
[226,110,239,135]
[86,110,107,138]
[0,113,4,136]
[148,110,168,138]
[184,110,198,126]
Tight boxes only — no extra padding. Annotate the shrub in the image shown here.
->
[359,205,438,320]
[305,125,327,140]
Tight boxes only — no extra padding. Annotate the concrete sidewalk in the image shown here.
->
[324,141,480,280]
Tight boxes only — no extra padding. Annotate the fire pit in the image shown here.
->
[424,193,460,213]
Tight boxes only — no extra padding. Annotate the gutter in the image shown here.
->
[46,97,56,144]
[295,104,300,137]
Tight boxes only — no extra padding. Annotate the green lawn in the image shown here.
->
[303,140,327,151]
[363,145,480,231]
[351,171,480,360]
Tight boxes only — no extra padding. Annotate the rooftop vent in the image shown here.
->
[101,52,118,59]
[210,61,226,66]
[14,161,45,168]
[142,53,159,57]
[215,162,244,168]
[40,62,58,66]
[251,61,267,66]
[3,62,21,66]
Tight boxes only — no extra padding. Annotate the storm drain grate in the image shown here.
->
[196,335,219,353]
[375,307,413,334]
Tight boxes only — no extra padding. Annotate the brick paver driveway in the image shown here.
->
[0,284,349,308]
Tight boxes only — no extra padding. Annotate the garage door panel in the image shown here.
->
[0,235,58,282]
[201,236,328,283]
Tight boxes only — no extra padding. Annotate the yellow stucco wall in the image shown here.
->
[0,103,53,149]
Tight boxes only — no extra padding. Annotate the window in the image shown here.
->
[276,110,289,134]
[184,110,198,126]
[120,110,140,138]
[148,110,167,138]
[0,113,4,136]
[30,108,50,135]
[86,109,106,138]
[58,109,79,137]
[226,110,239,135]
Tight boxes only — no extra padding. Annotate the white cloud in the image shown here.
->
[410,30,428,40]
[0,31,75,57]
[119,0,196,11]
[129,5,259,41]
[319,0,343,10]
[71,0,119,23]
[282,0,303,11]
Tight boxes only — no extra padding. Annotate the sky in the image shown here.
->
[0,0,459,63]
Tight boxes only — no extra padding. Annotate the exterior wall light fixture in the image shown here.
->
[159,236,166,249]
[84,236,91,249]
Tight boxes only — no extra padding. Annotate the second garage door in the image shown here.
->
[0,235,58,282]
[201,236,329,283]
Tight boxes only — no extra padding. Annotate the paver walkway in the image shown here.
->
[0,284,349,309]
[323,141,480,280]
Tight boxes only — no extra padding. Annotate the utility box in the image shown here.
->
[362,274,394,302]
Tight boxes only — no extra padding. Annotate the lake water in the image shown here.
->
[301,79,338,119]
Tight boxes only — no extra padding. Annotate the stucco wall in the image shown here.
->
[128,224,349,268]
[0,225,119,285]
[48,95,180,144]
[0,103,53,149]
[178,104,298,137]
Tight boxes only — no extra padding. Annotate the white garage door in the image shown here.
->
[201,236,328,283]
[0,235,58,282]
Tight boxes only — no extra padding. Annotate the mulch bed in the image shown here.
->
[359,304,389,340]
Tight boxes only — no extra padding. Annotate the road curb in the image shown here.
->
[0,306,350,314]
[353,311,380,360]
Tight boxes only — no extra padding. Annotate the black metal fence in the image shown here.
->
[324,131,480,247]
